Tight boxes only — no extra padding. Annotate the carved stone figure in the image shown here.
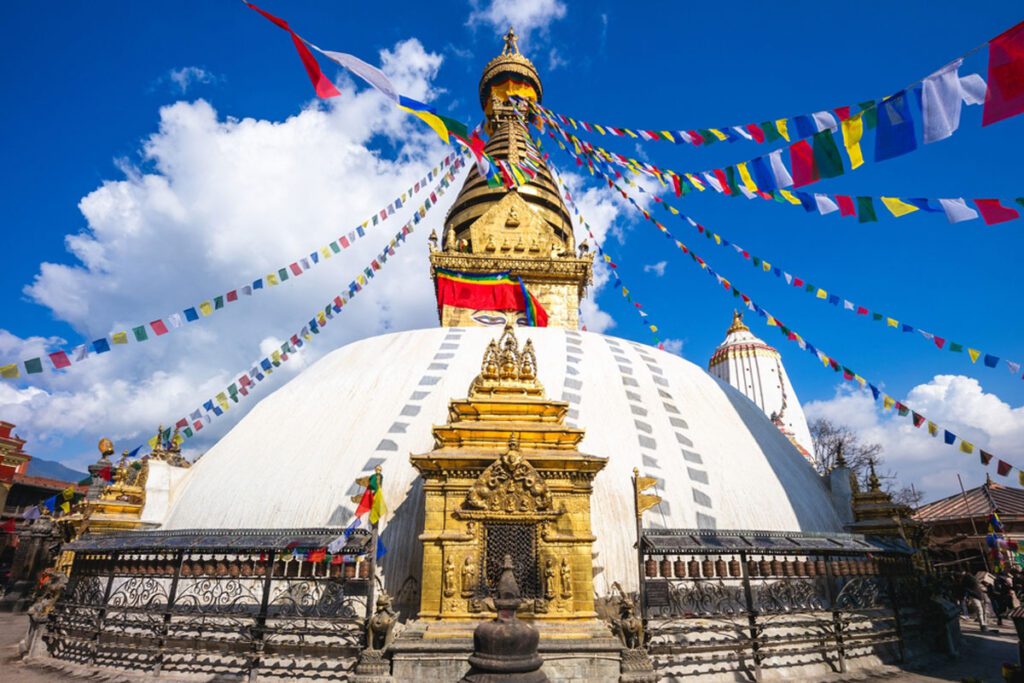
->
[366,591,397,652]
[444,556,456,597]
[578,239,590,257]
[612,600,643,650]
[560,558,572,599]
[461,556,477,597]
[27,567,67,625]
[428,228,439,252]
[446,225,457,252]
[505,206,520,228]
[544,558,556,599]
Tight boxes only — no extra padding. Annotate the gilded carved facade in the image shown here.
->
[410,323,606,622]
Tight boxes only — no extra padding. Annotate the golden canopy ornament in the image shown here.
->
[465,435,552,513]
[468,322,545,398]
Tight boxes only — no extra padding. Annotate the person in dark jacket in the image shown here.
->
[961,571,989,631]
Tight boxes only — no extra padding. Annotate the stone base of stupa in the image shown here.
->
[390,619,624,682]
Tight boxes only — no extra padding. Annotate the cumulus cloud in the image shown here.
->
[2,38,463,469]
[466,0,567,48]
[159,67,219,94]
[805,375,1024,499]
[661,338,684,356]
[1,36,622,472]
[643,261,667,277]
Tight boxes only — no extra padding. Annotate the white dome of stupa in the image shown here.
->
[157,325,843,597]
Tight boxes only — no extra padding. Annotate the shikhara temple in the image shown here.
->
[6,18,1024,683]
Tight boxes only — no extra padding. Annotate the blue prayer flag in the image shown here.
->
[793,115,816,139]
[253,279,264,290]
[984,354,999,368]
[261,359,272,371]
[92,338,111,354]
[874,92,918,161]
[944,430,956,445]
[749,156,777,191]
[203,400,214,412]
[184,307,199,322]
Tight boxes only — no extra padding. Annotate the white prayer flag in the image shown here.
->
[768,149,793,188]
[922,59,964,144]
[168,313,184,329]
[812,111,838,132]
[938,198,979,223]
[732,126,753,140]
[959,74,987,105]
[315,49,398,102]
[814,194,839,214]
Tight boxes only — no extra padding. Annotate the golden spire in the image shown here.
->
[727,309,750,335]
[502,26,520,55]
[468,322,545,397]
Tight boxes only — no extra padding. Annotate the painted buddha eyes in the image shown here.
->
[471,313,530,326]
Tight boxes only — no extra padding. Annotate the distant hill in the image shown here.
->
[24,457,88,483]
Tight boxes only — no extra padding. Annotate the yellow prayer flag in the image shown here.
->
[622,288,629,297]
[320,246,332,259]
[737,162,758,192]
[148,435,159,449]
[650,325,658,333]
[0,364,19,379]
[112,331,128,345]
[766,316,778,326]
[816,289,827,300]
[317,312,327,325]
[398,107,449,143]
[357,275,367,286]
[841,114,864,169]
[709,128,728,141]
[669,206,679,215]
[199,301,213,316]
[271,350,281,363]
[60,501,70,515]
[594,124,606,135]
[661,131,675,143]
[968,348,981,363]
[881,197,920,217]
[624,129,638,138]
[713,234,722,245]
[779,190,802,205]
[776,118,790,141]
[685,173,705,191]
[882,396,895,410]
[216,392,229,408]
[762,261,771,272]
[267,273,279,286]
[927,421,939,436]
[886,318,899,328]
[172,431,184,446]
[960,440,974,454]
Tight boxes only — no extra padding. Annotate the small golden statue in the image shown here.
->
[443,556,456,597]
[560,557,573,599]
[461,556,477,597]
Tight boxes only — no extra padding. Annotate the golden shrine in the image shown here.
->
[411,323,606,624]
[429,28,592,330]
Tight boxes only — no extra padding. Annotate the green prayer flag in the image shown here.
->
[760,121,781,142]
[1015,198,1024,209]
[183,427,193,438]
[752,256,761,267]
[858,101,878,129]
[24,358,43,374]
[856,196,878,223]
[812,130,844,178]
[949,343,964,353]
[698,129,717,145]
[732,287,740,298]
[437,114,469,142]
[725,166,741,196]
[330,242,341,253]
[133,326,149,342]
[278,268,289,282]
[805,283,815,293]
[872,313,883,321]
[214,296,224,309]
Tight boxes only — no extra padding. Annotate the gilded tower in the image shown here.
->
[429,28,592,329]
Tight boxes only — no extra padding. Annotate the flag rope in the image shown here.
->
[542,129,1021,481]
[527,21,1016,149]
[0,152,466,381]
[528,97,1022,225]
[540,128,1022,379]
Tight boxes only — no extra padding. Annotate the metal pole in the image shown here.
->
[364,522,378,629]
[633,469,648,631]
[958,473,990,572]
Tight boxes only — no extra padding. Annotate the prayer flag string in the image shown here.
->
[0,153,467,381]
[540,129,1022,379]
[529,20,1022,149]
[559,134,1019,480]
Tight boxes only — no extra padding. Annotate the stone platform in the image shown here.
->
[390,619,624,682]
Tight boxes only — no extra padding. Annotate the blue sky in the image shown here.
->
[1,1,1021,499]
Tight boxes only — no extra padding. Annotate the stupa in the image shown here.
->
[36,29,925,683]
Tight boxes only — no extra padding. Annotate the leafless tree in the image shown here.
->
[809,416,923,506]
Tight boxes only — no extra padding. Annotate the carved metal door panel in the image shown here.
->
[484,523,539,598]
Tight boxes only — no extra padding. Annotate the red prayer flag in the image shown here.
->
[981,450,994,465]
[933,336,946,349]
[175,418,188,429]
[835,195,856,216]
[974,198,1020,225]
[912,412,925,427]
[856,306,869,315]
[983,21,1024,126]
[49,350,71,369]
[688,130,704,146]
[713,168,731,195]
[1,519,15,534]
[226,290,238,302]
[997,460,1012,476]
[672,174,682,197]
[745,123,765,143]
[290,262,302,276]
[150,320,169,336]
[193,420,203,431]
[245,3,341,99]
[789,140,819,187]
[99,465,112,481]
[834,106,851,121]
[340,236,350,248]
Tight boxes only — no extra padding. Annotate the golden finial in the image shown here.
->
[726,309,749,335]
[98,437,114,457]
[502,26,520,55]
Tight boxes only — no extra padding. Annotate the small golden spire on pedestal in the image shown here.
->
[727,309,750,335]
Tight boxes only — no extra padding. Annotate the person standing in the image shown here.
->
[961,571,989,632]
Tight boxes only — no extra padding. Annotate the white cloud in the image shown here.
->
[661,338,684,356]
[643,261,667,277]
[2,38,456,471]
[466,0,567,48]
[805,375,1024,500]
[547,47,568,71]
[165,67,219,94]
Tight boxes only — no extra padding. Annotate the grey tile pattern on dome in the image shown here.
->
[629,341,717,530]
[561,330,584,427]
[604,337,668,524]
[365,330,466,481]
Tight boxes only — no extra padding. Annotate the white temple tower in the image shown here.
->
[708,311,815,462]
